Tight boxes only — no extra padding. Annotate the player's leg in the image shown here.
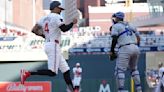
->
[30,69,56,76]
[115,52,129,92]
[20,56,57,85]
[73,77,81,92]
[129,51,142,92]
[155,80,162,92]
[160,75,164,92]
[161,83,164,92]
[20,69,56,84]
[37,42,59,76]
[63,70,74,92]
[24,51,57,76]
[130,69,142,92]
[20,54,56,84]
[161,75,164,92]
[59,55,74,92]
[20,42,57,84]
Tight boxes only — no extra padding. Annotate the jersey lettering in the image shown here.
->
[44,23,49,33]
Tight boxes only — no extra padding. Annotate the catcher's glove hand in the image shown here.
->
[109,52,117,61]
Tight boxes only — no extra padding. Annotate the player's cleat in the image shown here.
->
[20,69,31,84]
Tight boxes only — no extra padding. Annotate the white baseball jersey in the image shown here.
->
[37,13,70,74]
[73,67,82,78]
[111,21,139,47]
[37,13,64,43]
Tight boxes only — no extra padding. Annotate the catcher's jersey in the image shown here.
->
[37,13,64,43]
[73,67,82,77]
[111,21,139,47]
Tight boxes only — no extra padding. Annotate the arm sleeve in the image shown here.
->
[55,15,73,32]
[110,25,118,53]
[110,35,118,53]
[59,22,74,32]
[109,26,113,32]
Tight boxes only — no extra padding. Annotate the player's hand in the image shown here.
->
[109,52,117,61]
[73,18,78,24]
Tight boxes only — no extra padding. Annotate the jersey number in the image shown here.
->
[44,23,49,33]
[125,28,132,36]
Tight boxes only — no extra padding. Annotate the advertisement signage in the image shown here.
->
[0,81,51,92]
[70,46,164,54]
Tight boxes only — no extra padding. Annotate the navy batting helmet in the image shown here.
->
[50,1,64,10]
[112,12,125,19]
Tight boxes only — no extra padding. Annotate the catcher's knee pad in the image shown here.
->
[63,70,73,84]
[115,67,125,89]
[131,69,141,89]
[117,71,125,79]
[131,69,139,77]
[115,67,125,77]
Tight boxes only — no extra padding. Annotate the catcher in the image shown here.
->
[109,11,142,92]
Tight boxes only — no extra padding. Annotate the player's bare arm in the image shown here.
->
[59,18,77,32]
[32,24,45,38]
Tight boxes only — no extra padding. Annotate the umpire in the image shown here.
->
[109,11,142,92]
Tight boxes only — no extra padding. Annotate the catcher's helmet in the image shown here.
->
[50,1,64,10]
[112,12,125,19]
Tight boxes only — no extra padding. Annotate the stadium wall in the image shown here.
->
[0,53,154,92]
[26,53,147,92]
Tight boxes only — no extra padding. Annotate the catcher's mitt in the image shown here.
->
[109,52,117,61]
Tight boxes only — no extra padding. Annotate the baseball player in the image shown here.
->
[72,63,82,92]
[109,11,142,92]
[20,1,77,92]
[155,62,164,92]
